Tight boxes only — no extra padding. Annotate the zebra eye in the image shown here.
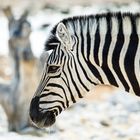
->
[47,65,60,73]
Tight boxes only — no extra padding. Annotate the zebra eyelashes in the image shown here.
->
[47,65,61,74]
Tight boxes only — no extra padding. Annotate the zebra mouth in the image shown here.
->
[43,111,56,127]
[33,111,56,128]
[29,96,56,128]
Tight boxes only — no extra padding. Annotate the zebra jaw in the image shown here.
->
[29,96,56,128]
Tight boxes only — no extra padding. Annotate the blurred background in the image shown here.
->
[0,0,140,140]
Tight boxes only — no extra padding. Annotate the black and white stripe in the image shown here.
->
[30,12,140,127]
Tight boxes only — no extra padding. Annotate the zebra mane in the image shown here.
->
[45,12,140,51]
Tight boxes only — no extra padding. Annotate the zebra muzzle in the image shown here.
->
[29,96,56,128]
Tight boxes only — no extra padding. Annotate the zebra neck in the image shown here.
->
[87,32,140,95]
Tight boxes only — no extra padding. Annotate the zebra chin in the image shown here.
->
[29,96,56,128]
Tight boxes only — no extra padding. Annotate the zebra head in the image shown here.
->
[30,19,98,128]
[30,22,79,128]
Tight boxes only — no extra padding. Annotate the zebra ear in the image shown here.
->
[56,22,71,50]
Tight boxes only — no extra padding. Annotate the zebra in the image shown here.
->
[30,12,140,128]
